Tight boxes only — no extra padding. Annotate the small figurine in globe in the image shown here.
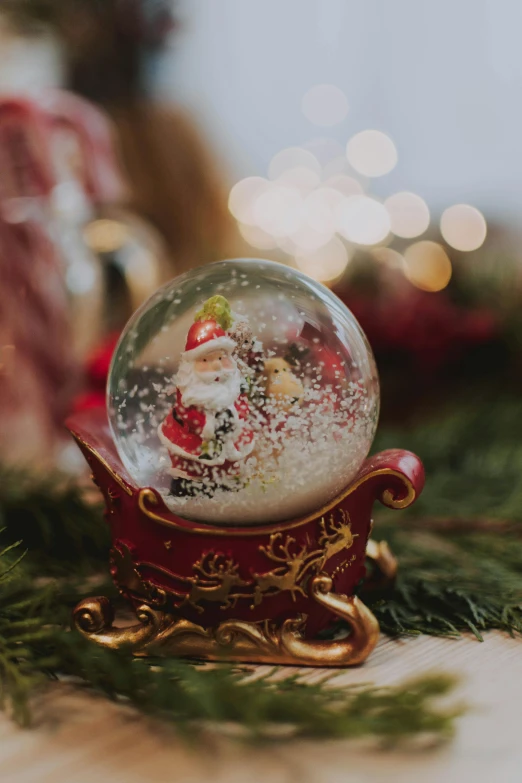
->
[67,259,425,667]
[158,296,256,499]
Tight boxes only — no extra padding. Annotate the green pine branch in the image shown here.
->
[0,538,460,743]
[2,392,522,739]
[364,393,522,637]
[0,470,108,575]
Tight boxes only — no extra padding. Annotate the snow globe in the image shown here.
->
[67,258,424,666]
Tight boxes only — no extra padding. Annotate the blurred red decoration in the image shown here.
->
[72,332,121,413]
[0,212,74,465]
[0,91,128,465]
[36,89,126,206]
[338,286,498,375]
[0,99,75,466]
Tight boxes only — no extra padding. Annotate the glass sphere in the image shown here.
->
[108,259,379,525]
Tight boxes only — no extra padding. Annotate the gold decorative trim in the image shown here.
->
[365,539,398,585]
[74,596,160,650]
[138,468,415,536]
[72,575,379,667]
[69,432,133,496]
[69,428,414,529]
[112,518,357,612]
[380,481,416,510]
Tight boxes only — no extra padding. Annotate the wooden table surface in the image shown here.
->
[1,632,521,783]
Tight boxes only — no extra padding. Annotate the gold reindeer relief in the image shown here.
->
[252,533,321,606]
[112,513,360,614]
[184,553,248,613]
[319,509,358,568]
[111,543,154,599]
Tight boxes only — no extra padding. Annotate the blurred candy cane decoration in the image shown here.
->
[0,91,167,466]
[0,100,75,465]
[0,98,55,214]
[0,219,75,456]
[37,89,167,333]
[0,95,105,361]
[36,89,126,207]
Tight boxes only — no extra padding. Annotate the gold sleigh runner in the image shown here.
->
[73,510,391,667]
[73,575,380,666]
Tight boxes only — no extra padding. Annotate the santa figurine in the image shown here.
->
[158,297,256,498]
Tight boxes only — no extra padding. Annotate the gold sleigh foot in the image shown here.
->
[73,576,380,667]
[74,596,162,650]
[364,539,398,592]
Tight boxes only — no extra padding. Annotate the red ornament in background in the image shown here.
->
[337,285,498,375]
[72,332,121,413]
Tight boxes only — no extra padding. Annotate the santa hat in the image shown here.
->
[182,319,236,360]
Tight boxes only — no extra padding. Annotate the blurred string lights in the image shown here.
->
[228,83,488,289]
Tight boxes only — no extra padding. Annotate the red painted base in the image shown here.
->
[67,408,424,640]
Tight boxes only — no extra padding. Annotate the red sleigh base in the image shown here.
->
[67,408,424,667]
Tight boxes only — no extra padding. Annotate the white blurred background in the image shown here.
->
[159,0,522,221]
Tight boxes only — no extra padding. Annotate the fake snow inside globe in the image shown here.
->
[108,259,379,525]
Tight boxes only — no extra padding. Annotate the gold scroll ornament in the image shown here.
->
[73,575,379,666]
[110,509,359,613]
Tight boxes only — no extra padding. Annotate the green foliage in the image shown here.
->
[364,393,522,636]
[0,470,108,575]
[39,631,461,743]
[364,523,522,638]
[195,295,233,330]
[0,535,55,725]
[373,394,522,522]
[4,392,522,740]
[0,540,460,743]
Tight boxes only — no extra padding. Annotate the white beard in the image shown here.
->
[176,359,242,412]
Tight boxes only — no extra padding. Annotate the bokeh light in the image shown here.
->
[324,175,364,198]
[238,222,278,250]
[277,166,321,192]
[440,204,487,251]
[253,185,303,237]
[403,241,452,292]
[295,236,350,282]
[228,177,268,225]
[336,196,391,245]
[307,138,347,180]
[268,147,321,181]
[304,138,345,166]
[301,84,349,127]
[372,247,405,269]
[83,219,129,253]
[275,235,298,254]
[288,224,332,253]
[346,130,398,177]
[321,156,350,179]
[303,187,343,235]
[385,192,430,239]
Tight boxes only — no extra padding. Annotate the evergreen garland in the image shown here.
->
[1,392,522,740]
[0,537,459,742]
[363,393,522,637]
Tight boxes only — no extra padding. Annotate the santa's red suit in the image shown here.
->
[158,319,255,488]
